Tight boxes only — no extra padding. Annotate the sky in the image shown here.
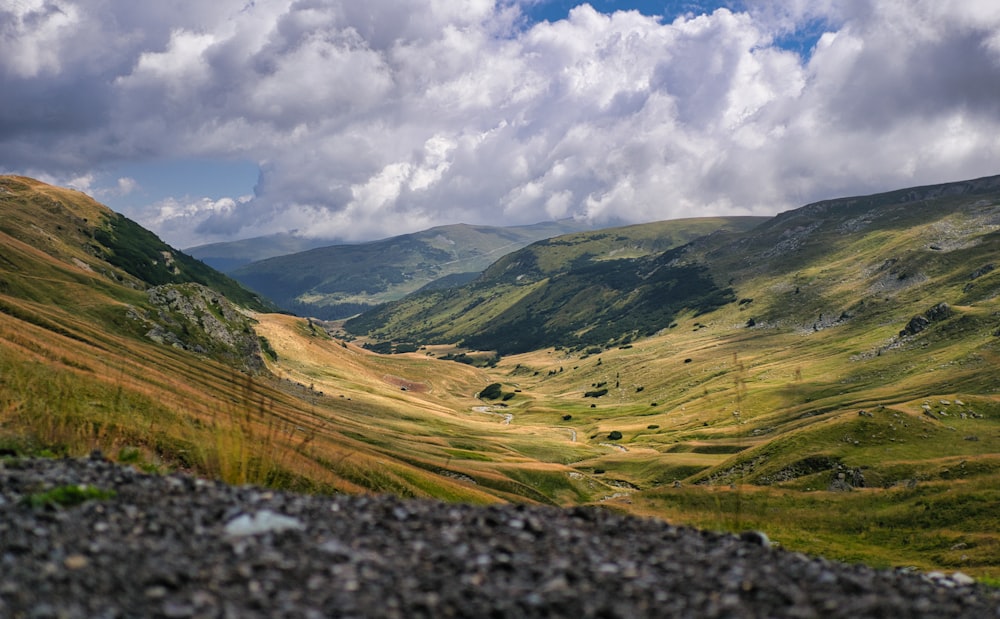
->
[2,1,1000,249]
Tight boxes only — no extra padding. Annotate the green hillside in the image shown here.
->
[0,175,520,501]
[230,220,595,319]
[344,217,768,351]
[0,176,275,313]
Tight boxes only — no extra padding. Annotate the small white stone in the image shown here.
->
[224,510,305,538]
[950,572,976,587]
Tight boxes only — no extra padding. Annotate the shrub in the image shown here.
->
[364,341,394,355]
[258,336,278,362]
[117,446,142,463]
[584,388,608,398]
[607,430,623,441]
[480,383,503,400]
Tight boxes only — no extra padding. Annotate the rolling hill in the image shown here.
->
[228,220,596,319]
[344,217,768,352]
[3,173,1000,578]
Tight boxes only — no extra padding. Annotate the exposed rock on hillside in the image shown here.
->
[128,283,266,373]
[900,302,953,338]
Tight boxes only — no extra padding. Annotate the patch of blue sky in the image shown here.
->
[521,1,824,58]
[521,1,739,23]
[99,158,259,214]
[771,15,829,60]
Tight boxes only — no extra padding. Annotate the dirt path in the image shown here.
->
[471,405,513,425]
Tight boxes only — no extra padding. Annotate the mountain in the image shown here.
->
[0,176,274,313]
[343,217,769,352]
[186,233,337,272]
[229,220,596,319]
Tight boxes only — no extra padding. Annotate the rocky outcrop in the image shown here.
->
[899,302,953,338]
[128,283,265,373]
[828,467,866,492]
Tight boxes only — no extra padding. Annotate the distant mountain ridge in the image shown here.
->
[186,233,337,272]
[229,220,596,319]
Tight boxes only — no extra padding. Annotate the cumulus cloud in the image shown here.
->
[2,0,1000,246]
[148,194,255,248]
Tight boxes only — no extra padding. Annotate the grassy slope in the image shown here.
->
[0,176,274,312]
[466,178,1000,575]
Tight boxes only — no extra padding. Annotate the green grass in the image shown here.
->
[24,484,117,509]
[623,477,1000,574]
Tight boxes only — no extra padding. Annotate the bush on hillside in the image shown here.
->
[480,383,503,400]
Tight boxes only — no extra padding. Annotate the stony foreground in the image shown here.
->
[1,455,997,618]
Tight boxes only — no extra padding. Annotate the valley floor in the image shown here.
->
[253,312,1000,579]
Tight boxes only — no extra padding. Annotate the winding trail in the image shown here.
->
[471,405,513,425]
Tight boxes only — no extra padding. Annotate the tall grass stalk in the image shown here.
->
[195,373,321,488]
[0,355,322,491]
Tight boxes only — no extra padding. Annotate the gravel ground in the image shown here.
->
[1,453,998,618]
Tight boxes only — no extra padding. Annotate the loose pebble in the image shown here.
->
[0,457,997,617]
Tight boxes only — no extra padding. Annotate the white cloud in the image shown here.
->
[64,172,95,192]
[146,194,251,248]
[2,0,1000,246]
[0,0,80,77]
[115,176,138,196]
